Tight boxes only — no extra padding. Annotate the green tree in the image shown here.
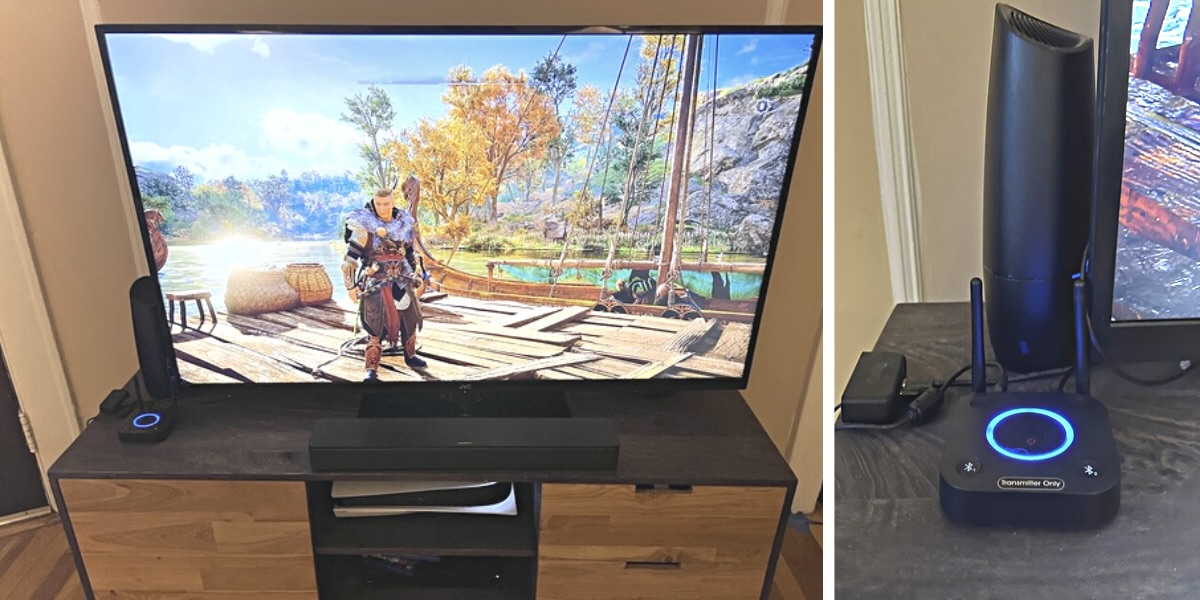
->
[532,53,579,207]
[341,85,399,192]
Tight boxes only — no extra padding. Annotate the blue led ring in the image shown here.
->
[133,412,161,429]
[985,408,1074,462]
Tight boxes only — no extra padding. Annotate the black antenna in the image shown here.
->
[970,277,986,393]
[1073,279,1090,396]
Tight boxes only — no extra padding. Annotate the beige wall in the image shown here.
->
[901,0,1101,301]
[0,0,823,505]
[0,1,142,430]
[744,0,823,510]
[834,0,893,395]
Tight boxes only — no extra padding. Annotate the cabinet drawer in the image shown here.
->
[537,484,786,599]
[59,479,318,600]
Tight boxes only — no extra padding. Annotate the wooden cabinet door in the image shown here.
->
[59,479,317,600]
[538,483,786,600]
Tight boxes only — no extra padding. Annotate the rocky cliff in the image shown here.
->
[681,64,809,254]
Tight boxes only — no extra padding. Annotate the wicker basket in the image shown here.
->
[284,263,334,305]
[225,267,300,315]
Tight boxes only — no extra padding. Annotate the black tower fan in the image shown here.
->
[983,4,1094,373]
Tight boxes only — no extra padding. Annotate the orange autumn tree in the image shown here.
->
[442,64,560,220]
[384,115,495,265]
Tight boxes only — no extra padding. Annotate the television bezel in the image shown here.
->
[95,23,823,396]
[1090,0,1200,362]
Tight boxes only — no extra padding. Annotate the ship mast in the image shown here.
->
[658,33,702,283]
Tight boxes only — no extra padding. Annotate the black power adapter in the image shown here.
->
[840,351,946,428]
[841,352,909,424]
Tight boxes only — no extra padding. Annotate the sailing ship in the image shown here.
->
[407,33,769,324]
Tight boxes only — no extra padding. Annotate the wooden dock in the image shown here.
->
[170,293,751,384]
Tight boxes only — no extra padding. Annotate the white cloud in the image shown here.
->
[128,109,364,180]
[154,34,270,58]
[129,140,286,180]
[250,38,270,58]
[737,39,758,55]
[257,108,363,173]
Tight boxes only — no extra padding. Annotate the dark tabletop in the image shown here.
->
[49,385,795,488]
[836,303,1200,599]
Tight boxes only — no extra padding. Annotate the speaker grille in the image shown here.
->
[1008,9,1083,49]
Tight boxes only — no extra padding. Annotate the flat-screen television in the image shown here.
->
[97,24,821,402]
[1091,0,1200,361]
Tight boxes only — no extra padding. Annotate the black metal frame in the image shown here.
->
[1090,0,1200,361]
[95,23,823,396]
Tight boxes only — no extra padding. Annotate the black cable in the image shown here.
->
[1057,367,1074,393]
[1076,242,1197,387]
[1086,310,1196,386]
[833,402,841,412]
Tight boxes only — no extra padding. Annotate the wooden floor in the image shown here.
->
[0,511,821,599]
[173,294,751,384]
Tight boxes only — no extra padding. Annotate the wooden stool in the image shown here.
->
[166,290,216,331]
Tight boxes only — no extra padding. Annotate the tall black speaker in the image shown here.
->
[125,275,177,442]
[983,4,1094,373]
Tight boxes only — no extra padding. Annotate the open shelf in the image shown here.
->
[315,555,533,600]
[307,481,536,557]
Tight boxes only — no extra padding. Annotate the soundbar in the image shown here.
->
[309,418,620,471]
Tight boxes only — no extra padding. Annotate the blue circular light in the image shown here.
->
[133,412,161,429]
[985,408,1074,462]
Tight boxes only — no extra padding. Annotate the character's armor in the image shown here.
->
[342,205,423,374]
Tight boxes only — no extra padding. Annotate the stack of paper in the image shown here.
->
[330,480,517,518]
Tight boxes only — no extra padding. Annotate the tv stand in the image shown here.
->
[49,386,796,600]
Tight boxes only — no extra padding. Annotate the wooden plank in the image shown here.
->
[581,312,640,325]
[555,357,646,379]
[439,322,581,346]
[416,338,518,368]
[463,353,602,381]
[662,318,720,353]
[429,295,527,315]
[289,305,354,329]
[493,305,562,328]
[424,323,566,358]
[378,352,476,381]
[560,323,626,338]
[709,322,752,363]
[175,360,243,384]
[540,369,583,380]
[579,344,745,378]
[624,353,694,379]
[181,318,356,383]
[172,334,314,383]
[521,305,593,331]
[630,316,692,333]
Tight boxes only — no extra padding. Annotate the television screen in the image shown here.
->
[1114,0,1200,321]
[99,26,819,385]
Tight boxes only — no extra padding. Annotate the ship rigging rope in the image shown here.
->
[632,35,680,247]
[551,35,634,296]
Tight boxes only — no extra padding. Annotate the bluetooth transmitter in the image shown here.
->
[937,279,1120,529]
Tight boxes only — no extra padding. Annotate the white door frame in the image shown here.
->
[864,0,924,303]
[0,126,81,513]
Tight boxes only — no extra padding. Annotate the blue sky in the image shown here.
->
[105,31,815,181]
